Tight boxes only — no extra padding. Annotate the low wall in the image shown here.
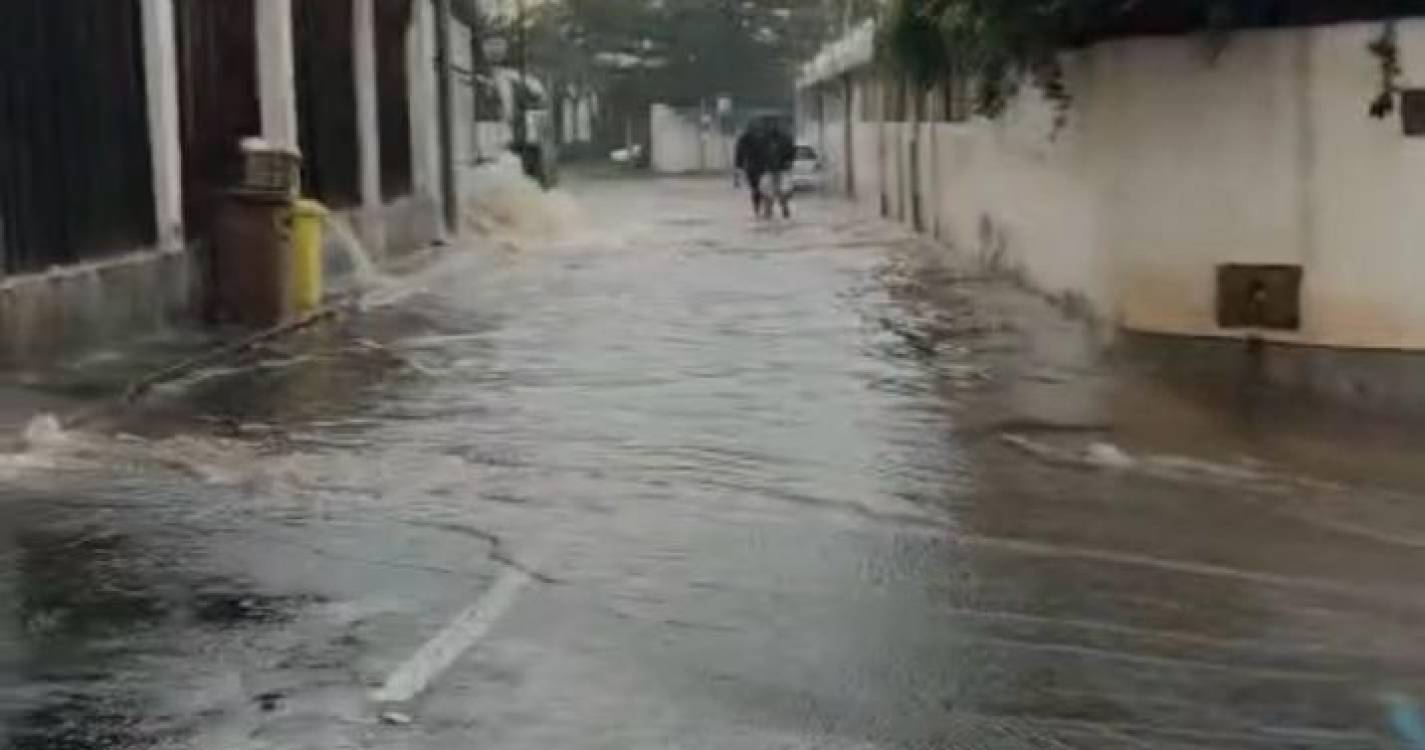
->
[326,193,441,292]
[0,247,194,362]
[649,104,735,174]
[815,19,1425,353]
[383,193,442,256]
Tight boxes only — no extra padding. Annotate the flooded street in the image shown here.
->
[4,176,1425,749]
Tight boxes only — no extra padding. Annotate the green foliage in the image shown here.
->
[881,0,1411,119]
[881,0,950,89]
[521,0,852,145]
[1368,20,1401,117]
[533,0,842,105]
[882,0,1131,117]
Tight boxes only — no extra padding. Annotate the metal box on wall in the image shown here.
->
[1216,264,1303,331]
[210,191,294,328]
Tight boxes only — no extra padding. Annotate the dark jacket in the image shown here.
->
[736,126,796,174]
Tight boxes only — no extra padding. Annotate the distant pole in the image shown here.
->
[514,0,528,144]
[434,0,459,233]
[354,0,382,228]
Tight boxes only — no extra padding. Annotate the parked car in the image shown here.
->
[610,144,644,165]
[789,144,824,191]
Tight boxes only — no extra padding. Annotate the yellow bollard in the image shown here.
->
[290,199,328,314]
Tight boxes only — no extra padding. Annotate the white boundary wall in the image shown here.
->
[805,20,1425,351]
[650,104,735,174]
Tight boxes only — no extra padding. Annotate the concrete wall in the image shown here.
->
[0,248,193,362]
[808,20,1425,352]
[817,82,851,195]
[1101,23,1425,349]
[475,122,514,160]
[927,76,1105,312]
[847,76,880,203]
[0,2,449,363]
[649,104,735,174]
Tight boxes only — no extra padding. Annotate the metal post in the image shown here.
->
[140,0,184,252]
[514,0,528,145]
[434,0,460,233]
[469,28,483,160]
[255,0,299,151]
[354,0,383,244]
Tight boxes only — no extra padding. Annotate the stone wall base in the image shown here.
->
[0,248,195,363]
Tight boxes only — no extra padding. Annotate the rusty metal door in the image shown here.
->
[295,0,361,208]
[176,0,261,237]
[376,0,414,200]
[0,0,156,274]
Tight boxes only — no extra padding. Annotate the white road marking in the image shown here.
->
[372,544,548,704]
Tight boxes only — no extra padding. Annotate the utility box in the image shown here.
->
[1216,264,1302,330]
[239,138,302,195]
[211,190,293,328]
[289,199,328,314]
[207,141,306,328]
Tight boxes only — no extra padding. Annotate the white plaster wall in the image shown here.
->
[819,84,849,194]
[850,120,878,202]
[917,122,938,236]
[812,20,1425,350]
[476,122,513,159]
[1098,21,1425,347]
[576,96,593,142]
[928,68,1104,310]
[1098,32,1310,337]
[1305,22,1425,347]
[882,120,909,221]
[650,104,698,173]
[650,104,733,173]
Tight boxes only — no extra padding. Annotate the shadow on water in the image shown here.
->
[0,499,321,750]
[12,528,166,643]
[0,516,163,750]
[5,692,151,750]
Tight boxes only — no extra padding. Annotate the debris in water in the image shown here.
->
[380,711,414,726]
[1086,442,1135,470]
[255,691,285,712]
[324,213,386,289]
[1002,434,1136,471]
[461,154,582,240]
[23,413,65,448]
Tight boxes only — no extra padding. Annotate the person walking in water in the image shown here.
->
[735,118,797,219]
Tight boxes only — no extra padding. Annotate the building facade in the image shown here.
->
[0,0,463,361]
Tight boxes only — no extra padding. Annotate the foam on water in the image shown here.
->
[1003,433,1290,485]
[2,412,272,487]
[23,413,66,449]
[1002,431,1425,550]
[461,154,584,242]
[324,214,392,291]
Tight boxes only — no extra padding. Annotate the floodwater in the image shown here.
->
[3,175,1425,749]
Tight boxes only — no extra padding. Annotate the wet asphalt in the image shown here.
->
[4,177,1425,749]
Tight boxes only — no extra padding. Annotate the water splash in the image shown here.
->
[461,154,583,242]
[23,413,66,449]
[323,214,387,289]
[3,412,271,487]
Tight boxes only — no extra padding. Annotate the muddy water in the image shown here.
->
[3,177,1425,749]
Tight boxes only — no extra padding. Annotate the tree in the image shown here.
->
[524,0,842,145]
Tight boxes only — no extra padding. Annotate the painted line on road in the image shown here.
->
[372,542,549,705]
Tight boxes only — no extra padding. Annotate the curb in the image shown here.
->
[58,294,358,432]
